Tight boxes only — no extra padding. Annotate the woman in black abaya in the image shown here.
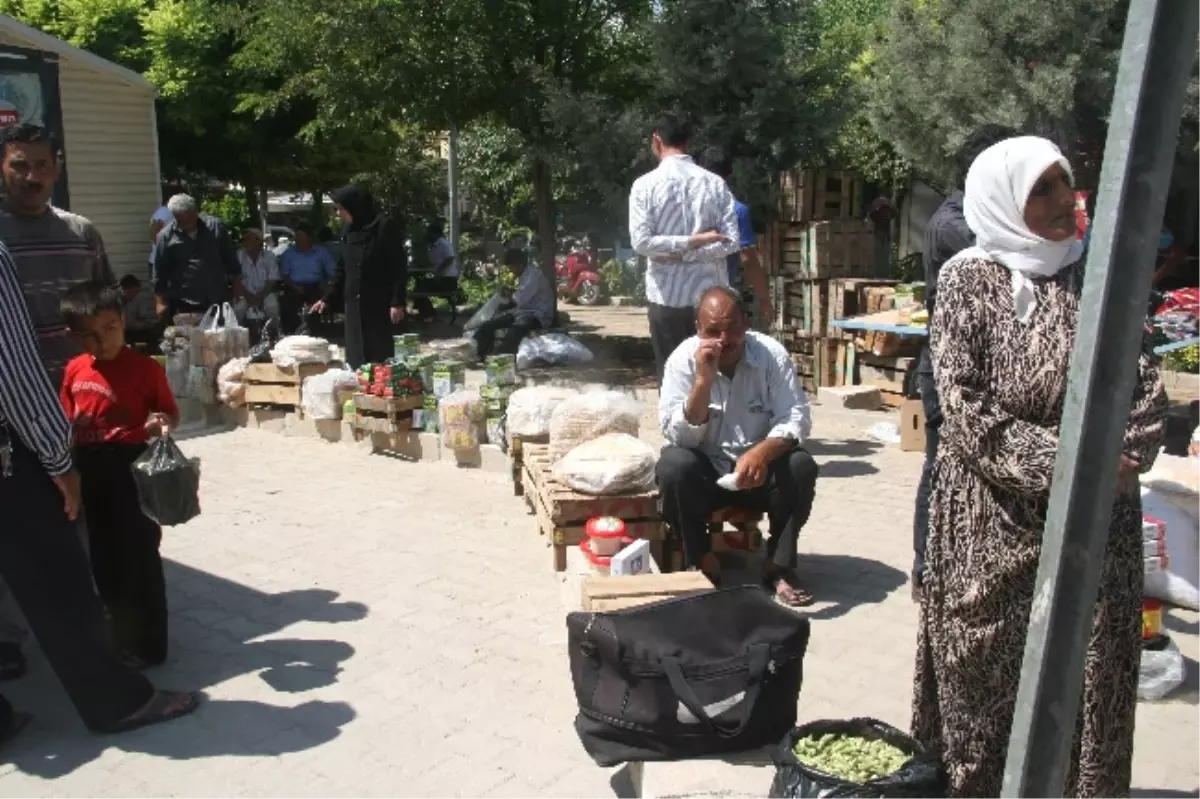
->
[311,185,407,366]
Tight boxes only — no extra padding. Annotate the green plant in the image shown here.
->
[201,190,254,235]
[599,259,627,296]
[1162,344,1199,374]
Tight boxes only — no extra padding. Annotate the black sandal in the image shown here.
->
[763,570,814,607]
[0,643,25,682]
[99,690,201,735]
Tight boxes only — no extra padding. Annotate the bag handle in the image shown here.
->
[662,643,770,739]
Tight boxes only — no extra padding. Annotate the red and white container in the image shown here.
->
[585,516,628,557]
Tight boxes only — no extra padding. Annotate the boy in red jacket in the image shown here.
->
[59,281,179,668]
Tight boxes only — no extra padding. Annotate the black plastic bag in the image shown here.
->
[768,718,946,799]
[249,317,280,363]
[132,435,201,527]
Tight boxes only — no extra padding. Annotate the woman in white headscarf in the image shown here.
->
[911,137,1167,797]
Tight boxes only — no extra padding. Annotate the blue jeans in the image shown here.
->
[912,365,942,584]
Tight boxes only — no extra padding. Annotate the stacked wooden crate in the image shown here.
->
[767,168,889,393]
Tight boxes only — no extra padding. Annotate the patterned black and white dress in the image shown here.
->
[912,257,1167,797]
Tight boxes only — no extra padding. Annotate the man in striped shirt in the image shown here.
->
[0,123,114,384]
[0,242,198,738]
[629,113,740,385]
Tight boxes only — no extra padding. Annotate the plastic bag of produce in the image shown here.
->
[769,718,946,798]
[439,388,484,450]
[548,390,641,462]
[554,433,656,495]
[272,335,331,367]
[1138,637,1186,701]
[301,369,360,420]
[222,301,251,358]
[463,294,504,332]
[516,332,594,370]
[506,385,579,438]
[131,434,201,527]
[217,357,249,408]
[187,365,216,405]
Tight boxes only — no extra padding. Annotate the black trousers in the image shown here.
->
[474,311,542,358]
[76,444,168,664]
[280,283,325,335]
[412,275,459,318]
[648,303,697,386]
[911,366,942,584]
[0,437,153,730]
[656,446,819,570]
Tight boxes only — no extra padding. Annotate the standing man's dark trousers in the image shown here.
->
[76,445,168,666]
[657,446,819,570]
[648,304,697,386]
[474,310,542,358]
[911,367,942,588]
[280,284,325,335]
[0,437,154,731]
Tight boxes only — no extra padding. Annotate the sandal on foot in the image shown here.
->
[763,570,813,607]
[0,711,31,746]
[0,643,25,682]
[100,690,201,735]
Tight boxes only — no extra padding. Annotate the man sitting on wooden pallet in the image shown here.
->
[656,286,818,605]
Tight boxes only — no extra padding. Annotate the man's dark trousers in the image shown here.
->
[657,445,819,570]
[0,437,154,730]
[911,366,942,585]
[648,304,696,386]
[474,310,542,358]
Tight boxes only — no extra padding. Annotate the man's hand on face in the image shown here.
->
[694,339,721,387]
[733,445,770,490]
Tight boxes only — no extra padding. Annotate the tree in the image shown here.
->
[867,0,1198,192]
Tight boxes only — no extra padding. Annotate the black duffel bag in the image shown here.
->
[567,585,810,766]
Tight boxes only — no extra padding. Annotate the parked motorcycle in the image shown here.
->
[556,247,603,306]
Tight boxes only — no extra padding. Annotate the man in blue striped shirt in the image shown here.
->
[629,113,740,385]
[0,242,198,737]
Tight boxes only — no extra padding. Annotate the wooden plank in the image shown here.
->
[524,443,660,525]
[245,362,328,385]
[244,383,302,407]
[354,393,423,413]
[582,573,713,611]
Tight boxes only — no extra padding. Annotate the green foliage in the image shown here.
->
[200,190,254,235]
[598,258,645,304]
[1163,344,1200,374]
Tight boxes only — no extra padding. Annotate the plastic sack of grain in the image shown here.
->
[439,388,484,450]
[302,369,360,420]
[272,335,332,367]
[506,385,580,439]
[217,357,250,408]
[555,433,656,495]
[548,390,641,462]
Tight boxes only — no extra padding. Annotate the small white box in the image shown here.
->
[610,539,652,576]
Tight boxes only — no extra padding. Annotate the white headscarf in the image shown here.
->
[946,136,1084,323]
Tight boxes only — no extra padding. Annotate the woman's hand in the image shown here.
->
[144,413,169,438]
[309,299,327,315]
[390,306,405,324]
[1117,454,1140,494]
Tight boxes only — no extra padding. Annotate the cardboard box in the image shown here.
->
[610,539,652,576]
[582,572,712,612]
[899,398,926,452]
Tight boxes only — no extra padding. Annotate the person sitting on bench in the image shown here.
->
[119,274,161,351]
[656,286,818,605]
[412,220,460,322]
[278,222,336,334]
[472,248,554,358]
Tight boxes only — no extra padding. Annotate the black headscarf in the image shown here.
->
[331,184,379,231]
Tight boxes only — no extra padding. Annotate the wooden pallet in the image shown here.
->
[509,434,548,497]
[778,169,860,223]
[780,221,877,279]
[521,443,663,572]
[858,355,918,398]
[244,362,329,415]
[352,393,422,437]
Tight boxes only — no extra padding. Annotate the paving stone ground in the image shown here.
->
[0,305,1196,798]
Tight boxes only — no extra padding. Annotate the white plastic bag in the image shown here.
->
[272,335,332,367]
[516,333,594,370]
[187,365,215,405]
[301,369,360,420]
[222,301,250,358]
[868,422,902,445]
[548,390,641,462]
[165,350,190,398]
[217,357,249,408]
[506,386,579,438]
[555,433,656,495]
[1142,487,1200,610]
[439,389,484,450]
[463,294,503,332]
[1138,639,1186,701]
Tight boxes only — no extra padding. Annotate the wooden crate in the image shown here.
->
[778,169,860,223]
[784,280,829,337]
[781,221,877,279]
[858,355,918,398]
[352,393,422,437]
[521,443,663,572]
[509,434,548,497]
[582,573,713,612]
[828,279,901,341]
[244,362,329,413]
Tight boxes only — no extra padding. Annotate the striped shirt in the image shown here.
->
[0,241,72,476]
[628,154,739,308]
[0,205,114,383]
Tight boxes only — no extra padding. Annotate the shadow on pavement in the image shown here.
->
[1,560,366,779]
[796,554,907,620]
[815,459,881,479]
[805,438,884,459]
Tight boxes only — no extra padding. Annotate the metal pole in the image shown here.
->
[1001,1,1198,796]
[448,125,461,258]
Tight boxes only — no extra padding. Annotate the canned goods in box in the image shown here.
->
[485,354,517,386]
[486,414,504,445]
[432,361,465,398]
[422,395,439,433]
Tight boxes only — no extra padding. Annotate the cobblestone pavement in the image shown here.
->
[0,303,1195,797]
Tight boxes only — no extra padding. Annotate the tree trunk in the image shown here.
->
[532,156,557,318]
[311,188,324,226]
[258,188,270,234]
[245,180,260,230]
